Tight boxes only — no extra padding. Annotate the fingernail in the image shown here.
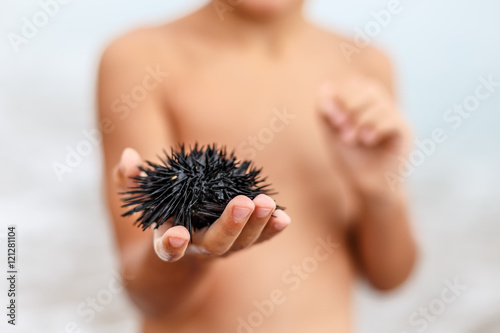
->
[168,237,187,248]
[274,211,291,230]
[256,208,272,218]
[274,221,290,231]
[232,207,252,222]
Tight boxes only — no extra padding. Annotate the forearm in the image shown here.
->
[353,190,417,290]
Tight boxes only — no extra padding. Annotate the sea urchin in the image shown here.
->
[121,144,281,238]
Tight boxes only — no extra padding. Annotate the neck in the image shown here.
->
[198,2,307,51]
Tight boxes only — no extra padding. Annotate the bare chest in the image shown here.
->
[164,54,358,224]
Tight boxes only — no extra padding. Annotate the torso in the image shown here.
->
[137,15,376,333]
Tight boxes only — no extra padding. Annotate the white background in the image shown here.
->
[0,0,499,332]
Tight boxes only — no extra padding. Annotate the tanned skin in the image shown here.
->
[98,1,417,332]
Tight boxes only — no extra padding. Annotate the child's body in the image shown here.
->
[98,2,416,332]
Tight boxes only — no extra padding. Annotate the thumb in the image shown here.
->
[114,148,143,191]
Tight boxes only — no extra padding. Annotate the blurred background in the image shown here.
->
[0,0,498,332]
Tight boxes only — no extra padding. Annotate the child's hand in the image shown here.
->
[318,77,412,197]
[114,148,291,262]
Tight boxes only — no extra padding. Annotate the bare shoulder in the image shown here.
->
[349,43,395,92]
[99,26,175,76]
[99,16,206,83]
[311,25,395,91]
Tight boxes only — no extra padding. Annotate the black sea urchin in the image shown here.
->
[121,144,281,237]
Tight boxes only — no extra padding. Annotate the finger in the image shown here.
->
[320,106,356,146]
[349,106,381,146]
[318,82,349,128]
[230,194,276,251]
[255,209,291,244]
[335,87,374,116]
[340,77,387,109]
[321,86,372,137]
[114,148,143,190]
[367,119,402,146]
[195,195,254,256]
[154,224,190,262]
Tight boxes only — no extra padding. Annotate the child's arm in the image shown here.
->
[97,33,290,318]
[319,49,417,290]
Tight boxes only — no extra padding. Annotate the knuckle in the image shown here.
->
[230,243,247,252]
[203,241,228,256]
[221,224,240,238]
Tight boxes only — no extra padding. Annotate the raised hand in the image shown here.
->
[318,77,412,196]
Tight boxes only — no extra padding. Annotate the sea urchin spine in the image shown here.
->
[121,144,281,238]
